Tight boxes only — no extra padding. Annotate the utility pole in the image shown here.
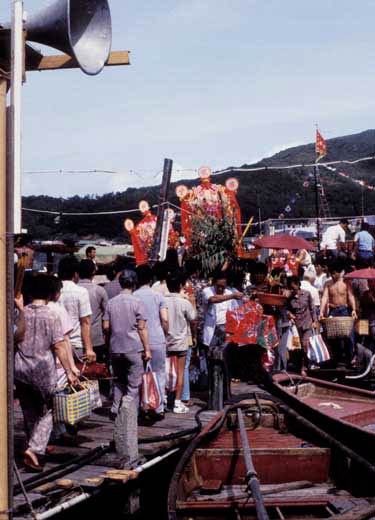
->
[10,0,24,233]
[0,74,10,520]
[0,3,131,516]
[150,158,173,264]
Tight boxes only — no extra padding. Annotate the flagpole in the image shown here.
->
[314,126,326,250]
[314,161,321,249]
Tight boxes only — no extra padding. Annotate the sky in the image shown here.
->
[2,0,375,198]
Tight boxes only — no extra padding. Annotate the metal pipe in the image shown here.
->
[13,462,37,520]
[35,493,90,520]
[134,448,179,473]
[237,408,269,520]
[34,448,179,520]
[346,353,375,380]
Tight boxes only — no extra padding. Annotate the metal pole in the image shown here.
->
[237,408,269,520]
[10,0,24,233]
[313,164,321,247]
[0,77,10,520]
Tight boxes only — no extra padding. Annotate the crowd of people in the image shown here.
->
[13,219,375,471]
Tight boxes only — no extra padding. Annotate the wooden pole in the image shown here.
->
[149,158,173,264]
[0,76,10,520]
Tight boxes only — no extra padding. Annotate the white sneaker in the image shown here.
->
[173,402,189,414]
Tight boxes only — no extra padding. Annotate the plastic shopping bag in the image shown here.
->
[289,325,301,350]
[141,362,162,411]
[308,333,330,363]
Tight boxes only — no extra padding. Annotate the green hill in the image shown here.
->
[22,129,375,240]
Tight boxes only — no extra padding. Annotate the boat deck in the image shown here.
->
[282,379,375,427]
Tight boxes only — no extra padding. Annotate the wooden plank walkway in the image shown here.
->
[13,381,263,518]
[12,390,227,518]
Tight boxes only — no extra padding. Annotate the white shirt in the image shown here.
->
[47,301,73,336]
[321,224,345,251]
[59,280,92,350]
[314,273,329,295]
[301,280,320,308]
[202,286,235,346]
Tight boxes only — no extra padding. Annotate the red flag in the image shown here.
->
[315,129,327,159]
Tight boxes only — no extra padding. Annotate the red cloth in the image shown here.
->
[225,301,264,345]
[226,302,279,349]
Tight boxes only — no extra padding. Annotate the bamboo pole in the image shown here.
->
[0,77,10,520]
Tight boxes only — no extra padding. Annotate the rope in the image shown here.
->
[22,202,168,217]
[214,155,375,175]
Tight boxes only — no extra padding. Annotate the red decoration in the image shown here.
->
[316,129,327,159]
[125,205,179,265]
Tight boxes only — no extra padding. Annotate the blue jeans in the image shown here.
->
[358,251,373,262]
[329,306,354,366]
[181,347,192,402]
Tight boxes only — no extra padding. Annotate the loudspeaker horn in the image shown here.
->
[25,0,112,76]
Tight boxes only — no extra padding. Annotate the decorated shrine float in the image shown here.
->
[175,166,250,274]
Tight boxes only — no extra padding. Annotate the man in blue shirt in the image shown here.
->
[134,265,169,419]
[354,222,374,265]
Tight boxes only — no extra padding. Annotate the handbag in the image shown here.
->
[75,361,111,380]
[165,355,178,392]
[141,362,162,411]
[53,384,91,425]
[308,332,330,363]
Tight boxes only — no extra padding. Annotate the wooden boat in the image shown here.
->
[272,373,375,464]
[168,396,375,519]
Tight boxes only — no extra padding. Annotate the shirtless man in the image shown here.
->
[319,261,356,366]
[319,263,357,320]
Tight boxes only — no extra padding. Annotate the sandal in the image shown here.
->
[23,452,43,473]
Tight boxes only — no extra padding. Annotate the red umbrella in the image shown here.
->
[344,268,375,279]
[252,234,316,251]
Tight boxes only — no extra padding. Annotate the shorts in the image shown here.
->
[168,351,187,358]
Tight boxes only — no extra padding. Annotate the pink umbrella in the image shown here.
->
[253,234,316,251]
[344,268,375,280]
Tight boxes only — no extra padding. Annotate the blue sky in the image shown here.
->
[2,0,375,197]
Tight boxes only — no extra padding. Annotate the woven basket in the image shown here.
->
[322,317,355,339]
[355,319,369,336]
[53,385,91,425]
